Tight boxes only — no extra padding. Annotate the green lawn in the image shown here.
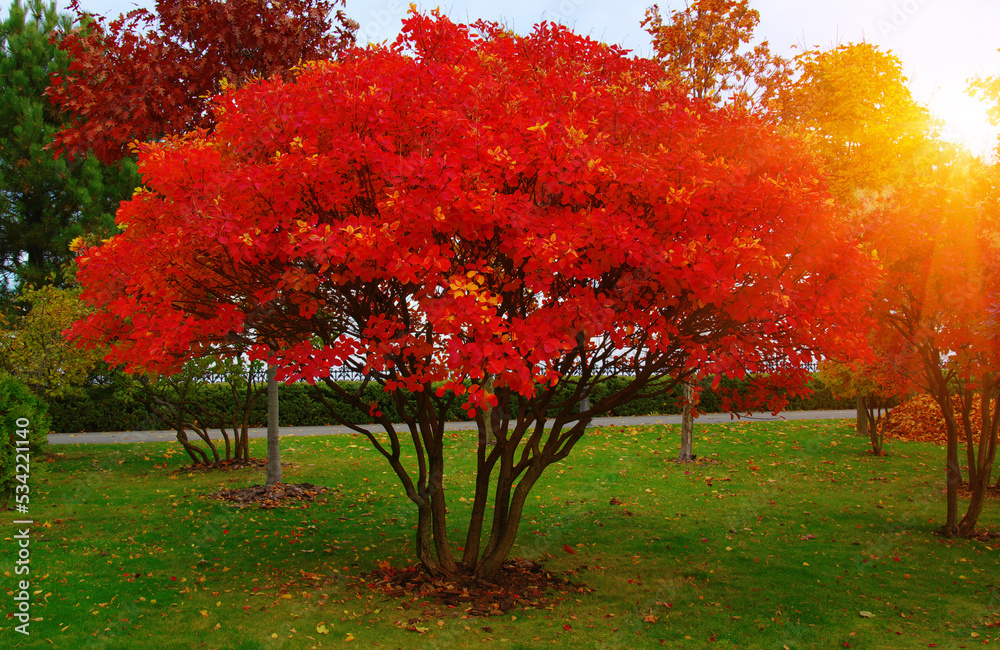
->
[2,420,998,648]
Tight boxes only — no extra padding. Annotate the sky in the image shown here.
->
[21,0,1000,158]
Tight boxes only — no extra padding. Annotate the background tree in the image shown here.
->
[69,12,875,579]
[779,42,937,203]
[643,0,791,461]
[137,356,267,465]
[0,282,105,398]
[817,353,912,456]
[49,0,358,483]
[779,41,941,439]
[864,154,999,535]
[49,0,358,164]
[0,0,136,299]
[642,0,789,109]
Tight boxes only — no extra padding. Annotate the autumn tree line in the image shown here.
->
[0,0,998,579]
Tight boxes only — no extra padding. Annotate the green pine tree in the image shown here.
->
[0,0,137,301]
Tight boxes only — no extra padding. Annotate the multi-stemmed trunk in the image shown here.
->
[925,361,999,537]
[314,368,665,581]
[957,374,999,536]
[858,395,890,456]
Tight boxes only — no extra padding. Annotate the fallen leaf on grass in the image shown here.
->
[316,624,329,634]
[859,611,875,618]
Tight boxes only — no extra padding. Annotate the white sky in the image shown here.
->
[20,0,1000,157]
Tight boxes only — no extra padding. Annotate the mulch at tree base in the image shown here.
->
[956,484,1000,498]
[971,529,1000,543]
[206,482,330,509]
[174,457,268,474]
[357,559,593,625]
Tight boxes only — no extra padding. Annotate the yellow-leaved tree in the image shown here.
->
[779,42,938,203]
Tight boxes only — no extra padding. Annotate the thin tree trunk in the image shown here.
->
[476,464,544,580]
[865,403,884,455]
[856,394,869,439]
[190,424,221,463]
[219,425,232,461]
[266,365,281,486]
[959,377,999,536]
[678,382,695,461]
[482,375,495,446]
[961,387,977,486]
[415,502,442,574]
[931,378,962,536]
[176,428,208,464]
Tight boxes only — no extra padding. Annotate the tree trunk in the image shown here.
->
[960,388,977,486]
[176,428,208,464]
[482,375,495,446]
[856,394,869,439]
[958,376,999,536]
[266,365,281,486]
[475,464,544,580]
[677,382,696,461]
[929,373,962,536]
[220,426,232,461]
[865,402,884,455]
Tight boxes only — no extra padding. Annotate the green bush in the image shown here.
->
[0,373,51,508]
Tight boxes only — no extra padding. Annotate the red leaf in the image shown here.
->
[562,544,576,555]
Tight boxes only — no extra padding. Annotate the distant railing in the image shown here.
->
[324,360,819,384]
[329,367,365,382]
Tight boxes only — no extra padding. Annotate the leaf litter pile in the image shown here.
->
[173,457,268,473]
[881,393,985,444]
[357,559,593,629]
[207,482,330,509]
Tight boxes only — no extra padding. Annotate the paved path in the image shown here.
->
[47,410,855,445]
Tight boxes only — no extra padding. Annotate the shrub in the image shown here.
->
[0,373,51,509]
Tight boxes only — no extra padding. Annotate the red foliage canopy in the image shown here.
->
[48,0,357,163]
[69,11,873,410]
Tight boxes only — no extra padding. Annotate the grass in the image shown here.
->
[2,419,999,649]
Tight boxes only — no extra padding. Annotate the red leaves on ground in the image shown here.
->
[881,394,984,444]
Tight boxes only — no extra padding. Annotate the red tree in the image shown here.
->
[47,0,357,163]
[69,12,875,579]
[864,157,1000,535]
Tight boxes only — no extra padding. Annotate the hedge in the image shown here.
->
[47,374,852,433]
